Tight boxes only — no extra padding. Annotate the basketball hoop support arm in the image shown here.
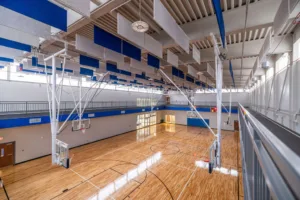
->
[159,69,217,137]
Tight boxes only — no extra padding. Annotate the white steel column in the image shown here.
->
[51,57,57,165]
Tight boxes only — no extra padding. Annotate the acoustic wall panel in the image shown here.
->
[106,63,119,73]
[0,25,39,47]
[0,0,67,31]
[80,67,94,76]
[192,45,201,64]
[0,46,24,59]
[94,26,122,53]
[104,48,124,66]
[273,0,289,35]
[206,63,215,79]
[118,63,131,71]
[75,34,104,59]
[130,59,155,74]
[147,54,160,69]
[117,13,144,47]
[167,50,178,68]
[0,7,51,38]
[64,60,81,71]
[117,13,163,58]
[187,65,198,78]
[122,41,141,61]
[153,0,190,53]
[0,37,31,52]
[54,0,90,17]
[79,55,99,68]
[144,34,163,58]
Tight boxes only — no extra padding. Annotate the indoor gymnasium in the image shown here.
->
[0,0,300,199]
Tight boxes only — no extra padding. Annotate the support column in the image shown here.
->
[51,57,57,165]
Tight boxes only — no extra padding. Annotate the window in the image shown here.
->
[276,53,289,73]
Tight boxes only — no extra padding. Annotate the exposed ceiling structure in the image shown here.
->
[40,0,299,88]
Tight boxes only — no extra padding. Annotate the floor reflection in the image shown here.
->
[89,152,162,200]
[164,124,176,133]
[195,160,238,177]
[136,126,157,142]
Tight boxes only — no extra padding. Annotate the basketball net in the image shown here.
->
[81,128,86,134]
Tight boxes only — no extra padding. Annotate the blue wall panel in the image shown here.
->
[106,63,119,73]
[80,55,99,68]
[0,37,31,52]
[0,57,14,63]
[122,41,141,61]
[0,0,67,31]
[119,69,131,76]
[80,67,93,76]
[147,54,160,69]
[94,26,122,53]
[187,118,210,127]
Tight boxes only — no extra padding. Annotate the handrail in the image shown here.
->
[238,103,300,200]
[0,101,166,115]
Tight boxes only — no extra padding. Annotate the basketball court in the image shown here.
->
[0,124,242,200]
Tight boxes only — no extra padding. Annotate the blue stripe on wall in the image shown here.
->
[0,106,165,129]
[80,55,99,68]
[80,67,94,76]
[147,54,160,69]
[212,0,226,48]
[0,57,14,63]
[122,41,141,61]
[94,26,122,53]
[0,0,67,31]
[119,69,131,76]
[0,37,31,52]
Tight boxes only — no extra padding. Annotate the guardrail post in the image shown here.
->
[25,102,28,114]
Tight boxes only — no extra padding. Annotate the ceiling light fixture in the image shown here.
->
[132,0,149,33]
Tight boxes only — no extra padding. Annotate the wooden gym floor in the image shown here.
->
[0,124,243,200]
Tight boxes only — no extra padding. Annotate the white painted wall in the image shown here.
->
[249,25,300,133]
[0,80,164,102]
[0,111,164,163]
[163,110,238,131]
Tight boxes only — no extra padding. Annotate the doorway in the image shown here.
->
[0,142,15,168]
[234,120,239,131]
[165,115,175,124]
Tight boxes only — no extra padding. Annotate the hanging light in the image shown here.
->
[132,0,149,33]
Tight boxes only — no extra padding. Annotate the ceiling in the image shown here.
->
[41,0,299,88]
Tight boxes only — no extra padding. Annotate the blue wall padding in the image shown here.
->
[118,79,127,82]
[0,0,67,31]
[106,63,119,73]
[229,61,235,87]
[178,70,184,79]
[147,54,160,69]
[122,41,141,61]
[80,55,99,68]
[0,37,31,52]
[0,57,14,63]
[80,67,93,76]
[119,69,131,76]
[212,0,226,48]
[186,75,194,83]
[110,74,118,80]
[187,118,210,127]
[32,57,38,66]
[94,26,122,53]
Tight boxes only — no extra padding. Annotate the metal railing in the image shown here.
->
[238,104,300,200]
[0,101,166,115]
[170,101,241,107]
